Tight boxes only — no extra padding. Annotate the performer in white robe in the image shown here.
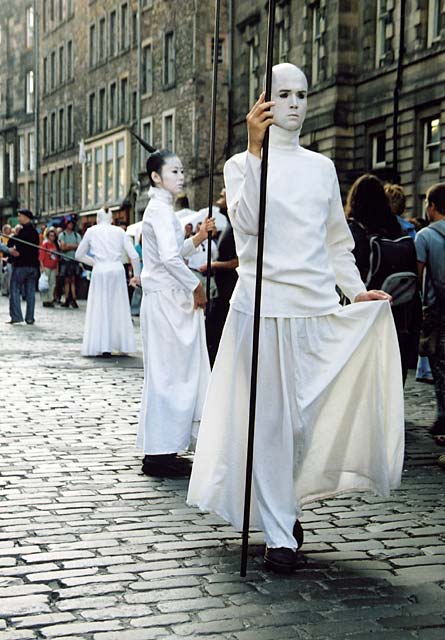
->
[134,149,215,477]
[75,208,140,356]
[187,63,405,574]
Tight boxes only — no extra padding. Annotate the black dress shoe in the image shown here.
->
[71,300,79,309]
[6,319,22,324]
[142,454,192,478]
[101,352,112,358]
[293,519,304,548]
[264,547,297,574]
[25,320,35,325]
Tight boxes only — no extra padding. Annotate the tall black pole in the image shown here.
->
[240,0,276,578]
[205,0,222,313]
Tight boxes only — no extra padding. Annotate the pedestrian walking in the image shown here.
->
[415,183,445,440]
[75,207,141,357]
[134,147,215,478]
[7,209,40,325]
[187,63,405,574]
[39,228,59,307]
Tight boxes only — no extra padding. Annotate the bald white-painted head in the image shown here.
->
[270,63,308,132]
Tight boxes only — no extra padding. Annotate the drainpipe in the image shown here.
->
[33,0,40,216]
[392,0,406,184]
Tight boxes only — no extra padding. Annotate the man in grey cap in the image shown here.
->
[7,209,40,325]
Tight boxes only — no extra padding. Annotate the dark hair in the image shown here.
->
[345,174,401,237]
[426,183,445,215]
[146,150,176,187]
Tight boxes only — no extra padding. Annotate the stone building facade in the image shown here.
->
[0,0,36,226]
[230,0,445,215]
[37,0,229,227]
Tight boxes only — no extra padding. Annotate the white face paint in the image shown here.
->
[271,64,308,132]
[153,156,185,196]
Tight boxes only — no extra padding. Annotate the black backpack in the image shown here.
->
[366,235,418,307]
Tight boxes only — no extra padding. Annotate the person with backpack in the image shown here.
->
[346,174,421,384]
[415,183,445,440]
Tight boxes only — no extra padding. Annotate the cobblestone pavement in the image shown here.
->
[0,298,444,640]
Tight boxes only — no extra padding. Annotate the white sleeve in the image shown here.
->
[149,213,199,292]
[326,163,366,301]
[123,233,141,278]
[180,237,197,259]
[74,230,95,267]
[224,152,262,236]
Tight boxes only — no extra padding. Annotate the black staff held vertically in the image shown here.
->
[205,0,222,313]
[240,0,277,578]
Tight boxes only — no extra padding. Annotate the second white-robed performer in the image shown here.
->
[75,208,140,356]
[187,63,405,574]
[134,149,215,478]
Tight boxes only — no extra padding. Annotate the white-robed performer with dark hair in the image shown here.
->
[75,207,140,357]
[133,148,216,478]
[187,63,405,574]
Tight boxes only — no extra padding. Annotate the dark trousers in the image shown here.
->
[9,266,38,323]
[430,315,445,421]
[206,297,230,367]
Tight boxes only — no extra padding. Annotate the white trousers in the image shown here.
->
[187,301,405,549]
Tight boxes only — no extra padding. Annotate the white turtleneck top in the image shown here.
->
[140,186,199,293]
[224,126,366,317]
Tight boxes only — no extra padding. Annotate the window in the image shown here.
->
[43,173,49,210]
[99,17,106,61]
[18,135,25,173]
[116,138,125,199]
[248,38,259,108]
[376,0,389,67]
[89,24,96,67]
[58,107,64,148]
[162,110,175,152]
[43,0,48,32]
[50,51,56,89]
[66,165,73,206]
[59,45,65,84]
[58,168,65,208]
[277,3,290,63]
[423,117,441,168]
[131,90,137,121]
[140,117,152,167]
[163,31,175,86]
[98,88,106,131]
[94,147,103,203]
[8,143,15,184]
[43,116,48,155]
[427,0,442,47]
[43,57,48,93]
[132,10,138,47]
[105,142,113,202]
[67,104,73,146]
[50,112,56,153]
[88,92,96,136]
[312,3,322,84]
[85,150,93,205]
[67,40,73,80]
[121,3,129,50]
[120,77,128,122]
[26,6,34,48]
[26,70,34,113]
[28,181,35,211]
[58,0,65,22]
[142,43,153,95]
[109,81,117,126]
[67,0,73,18]
[28,132,35,170]
[110,10,117,56]
[50,170,56,210]
[371,132,386,168]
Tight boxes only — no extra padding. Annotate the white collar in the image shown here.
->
[269,124,300,151]
[148,186,174,206]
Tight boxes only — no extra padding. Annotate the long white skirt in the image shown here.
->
[187,300,405,544]
[81,262,135,356]
[136,287,210,455]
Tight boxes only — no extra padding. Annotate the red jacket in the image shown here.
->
[39,240,59,270]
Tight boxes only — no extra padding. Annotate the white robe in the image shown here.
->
[75,221,140,356]
[136,187,210,455]
[187,132,405,549]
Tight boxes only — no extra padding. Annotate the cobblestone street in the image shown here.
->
[0,299,444,640]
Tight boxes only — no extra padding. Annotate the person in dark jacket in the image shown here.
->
[345,174,420,384]
[7,209,40,325]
